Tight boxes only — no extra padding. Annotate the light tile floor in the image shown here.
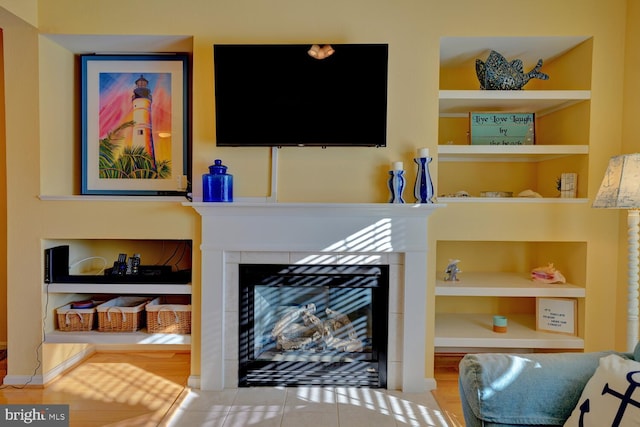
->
[161,387,451,427]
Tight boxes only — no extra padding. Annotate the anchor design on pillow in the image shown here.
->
[577,370,640,427]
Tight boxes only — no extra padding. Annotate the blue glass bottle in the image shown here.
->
[388,169,406,204]
[414,156,434,203]
[203,159,233,202]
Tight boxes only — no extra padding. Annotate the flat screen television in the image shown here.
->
[213,43,388,147]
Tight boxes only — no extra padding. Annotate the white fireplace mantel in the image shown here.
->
[187,201,443,392]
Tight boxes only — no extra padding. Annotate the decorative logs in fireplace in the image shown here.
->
[238,263,389,387]
[271,303,364,352]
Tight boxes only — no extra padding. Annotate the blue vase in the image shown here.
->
[203,159,233,202]
[388,170,406,204]
[413,157,434,203]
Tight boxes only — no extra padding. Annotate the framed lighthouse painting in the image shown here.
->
[80,54,189,195]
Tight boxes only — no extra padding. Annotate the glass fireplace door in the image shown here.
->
[239,264,388,387]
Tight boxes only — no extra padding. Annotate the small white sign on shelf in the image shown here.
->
[560,173,577,198]
[536,297,577,335]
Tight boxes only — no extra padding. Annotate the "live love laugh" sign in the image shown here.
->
[470,112,535,145]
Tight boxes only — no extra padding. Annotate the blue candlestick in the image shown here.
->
[388,170,406,204]
[414,156,435,203]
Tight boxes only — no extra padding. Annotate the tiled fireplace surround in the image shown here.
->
[189,202,440,393]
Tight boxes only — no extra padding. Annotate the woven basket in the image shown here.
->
[56,303,96,331]
[146,300,191,334]
[97,297,152,332]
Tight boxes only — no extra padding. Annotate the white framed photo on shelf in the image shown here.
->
[536,297,577,335]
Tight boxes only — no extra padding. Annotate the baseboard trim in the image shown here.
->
[3,346,96,387]
[187,375,201,389]
[2,374,44,386]
[44,347,96,384]
[435,347,534,354]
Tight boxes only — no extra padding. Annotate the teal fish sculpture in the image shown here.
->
[476,50,549,90]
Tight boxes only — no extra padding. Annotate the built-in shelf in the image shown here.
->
[437,197,588,204]
[436,144,589,202]
[439,90,591,117]
[39,195,188,202]
[434,313,584,349]
[46,283,192,295]
[436,272,585,297]
[43,239,193,347]
[45,330,191,345]
[437,144,589,162]
[435,36,591,355]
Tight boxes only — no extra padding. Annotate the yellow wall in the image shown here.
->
[0,0,33,353]
[0,0,633,381]
[0,5,41,377]
[0,0,36,27]
[621,0,640,349]
[0,28,6,347]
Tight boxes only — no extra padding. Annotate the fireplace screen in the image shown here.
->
[239,264,388,387]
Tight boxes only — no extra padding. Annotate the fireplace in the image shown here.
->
[238,264,388,387]
[188,202,442,392]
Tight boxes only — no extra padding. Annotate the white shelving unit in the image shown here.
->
[435,272,585,349]
[435,36,591,352]
[436,144,590,202]
[437,90,591,200]
[46,283,191,295]
[437,197,587,203]
[46,324,191,344]
[34,35,196,375]
[45,282,192,344]
[43,239,192,345]
[438,144,589,162]
[439,89,591,117]
[45,283,192,344]
[436,272,585,297]
[434,313,584,349]
[45,330,191,344]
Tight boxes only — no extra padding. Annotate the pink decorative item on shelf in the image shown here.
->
[531,263,566,284]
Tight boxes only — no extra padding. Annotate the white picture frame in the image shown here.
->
[536,297,577,335]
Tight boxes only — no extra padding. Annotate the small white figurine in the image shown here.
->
[445,259,461,281]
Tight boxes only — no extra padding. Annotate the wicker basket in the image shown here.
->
[146,299,191,334]
[97,297,153,332]
[56,303,96,331]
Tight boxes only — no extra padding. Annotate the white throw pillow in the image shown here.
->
[564,354,640,426]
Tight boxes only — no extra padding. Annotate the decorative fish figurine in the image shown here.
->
[476,50,549,90]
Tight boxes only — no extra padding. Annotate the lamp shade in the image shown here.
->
[593,153,640,209]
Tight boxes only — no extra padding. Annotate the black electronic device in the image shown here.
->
[213,43,389,147]
[44,244,70,283]
[44,245,191,284]
[111,253,128,276]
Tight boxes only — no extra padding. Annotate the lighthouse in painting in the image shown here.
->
[131,74,156,170]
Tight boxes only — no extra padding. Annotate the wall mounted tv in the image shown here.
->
[213,43,388,147]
